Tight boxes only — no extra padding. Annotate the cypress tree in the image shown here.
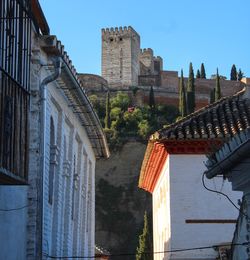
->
[215,68,221,101]
[230,64,237,80]
[210,88,215,104]
[187,62,195,114]
[200,63,206,79]
[149,86,155,111]
[196,69,201,79]
[238,69,244,81]
[179,69,187,117]
[104,91,111,129]
[136,212,153,260]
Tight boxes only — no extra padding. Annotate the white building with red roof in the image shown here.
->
[138,88,250,259]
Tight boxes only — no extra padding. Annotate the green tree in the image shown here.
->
[104,91,111,129]
[196,69,201,78]
[89,94,105,120]
[215,68,221,101]
[210,88,215,104]
[200,63,206,79]
[157,104,179,125]
[238,69,244,81]
[230,64,237,80]
[187,62,195,114]
[110,107,122,121]
[136,212,153,260]
[149,86,155,111]
[138,120,151,139]
[179,69,187,117]
[111,92,130,111]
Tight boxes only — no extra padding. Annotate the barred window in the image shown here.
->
[0,0,31,183]
[0,0,32,90]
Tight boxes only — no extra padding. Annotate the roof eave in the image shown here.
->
[205,131,250,179]
[31,0,50,35]
[39,35,110,159]
[60,61,110,159]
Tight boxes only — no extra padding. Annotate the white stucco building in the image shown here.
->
[204,87,250,260]
[29,35,109,260]
[139,92,247,259]
[0,1,109,259]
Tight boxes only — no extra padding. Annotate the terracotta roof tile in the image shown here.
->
[155,89,250,142]
[139,88,250,191]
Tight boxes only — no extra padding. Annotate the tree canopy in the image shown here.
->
[187,62,195,114]
[104,91,111,129]
[238,69,244,81]
[89,92,178,150]
[230,64,237,81]
[200,63,206,79]
[196,69,201,79]
[215,68,221,101]
[179,69,187,117]
[210,88,215,104]
[136,212,153,260]
[149,86,155,111]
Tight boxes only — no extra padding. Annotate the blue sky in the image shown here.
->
[39,0,250,79]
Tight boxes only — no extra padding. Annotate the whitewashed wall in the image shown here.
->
[153,156,171,260]
[26,33,98,258]
[41,76,96,258]
[152,154,242,260]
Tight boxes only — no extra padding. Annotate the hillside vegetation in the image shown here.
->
[89,91,179,150]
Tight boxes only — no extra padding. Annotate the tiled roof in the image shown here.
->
[204,128,250,178]
[139,86,250,192]
[40,35,110,159]
[139,87,250,191]
[152,88,250,142]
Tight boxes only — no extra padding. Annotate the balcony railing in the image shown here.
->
[0,0,31,90]
[0,0,31,183]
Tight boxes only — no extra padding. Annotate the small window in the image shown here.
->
[119,37,123,41]
[110,38,113,42]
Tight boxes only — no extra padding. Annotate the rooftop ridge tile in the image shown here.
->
[156,89,249,142]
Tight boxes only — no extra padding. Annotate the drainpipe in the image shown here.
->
[39,57,61,259]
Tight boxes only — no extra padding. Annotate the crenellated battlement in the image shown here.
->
[101,26,140,38]
[154,56,163,60]
[140,48,153,55]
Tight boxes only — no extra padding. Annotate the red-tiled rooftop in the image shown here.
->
[139,87,250,192]
[153,88,250,142]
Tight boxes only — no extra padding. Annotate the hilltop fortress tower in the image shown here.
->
[79,26,244,109]
[101,26,163,87]
[102,26,140,87]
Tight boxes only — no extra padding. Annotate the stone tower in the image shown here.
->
[101,26,140,87]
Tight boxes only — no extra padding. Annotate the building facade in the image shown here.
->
[0,0,32,184]
[204,87,250,259]
[0,1,46,258]
[0,1,109,259]
[138,89,250,259]
[29,33,109,260]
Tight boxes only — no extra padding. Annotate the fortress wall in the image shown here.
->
[139,48,154,74]
[153,56,163,74]
[161,71,179,91]
[138,74,161,86]
[78,73,108,90]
